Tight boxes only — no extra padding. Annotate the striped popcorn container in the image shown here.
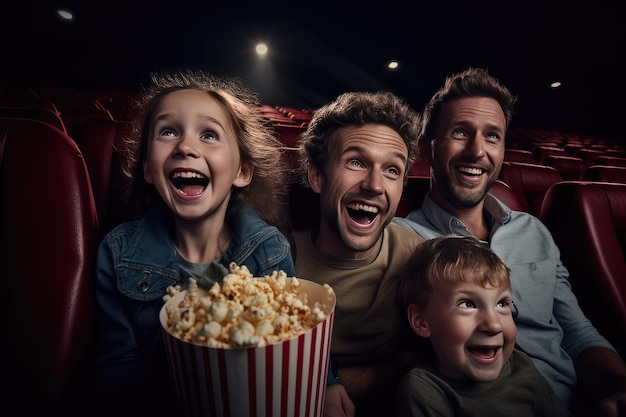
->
[159,278,336,417]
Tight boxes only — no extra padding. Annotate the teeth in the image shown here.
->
[346,203,379,213]
[171,171,207,179]
[457,166,483,175]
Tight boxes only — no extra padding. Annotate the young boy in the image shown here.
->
[396,235,572,417]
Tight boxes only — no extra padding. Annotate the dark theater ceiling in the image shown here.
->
[2,1,624,141]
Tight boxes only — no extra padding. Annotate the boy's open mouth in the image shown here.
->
[468,346,499,359]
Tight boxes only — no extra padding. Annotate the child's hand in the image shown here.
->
[323,384,355,417]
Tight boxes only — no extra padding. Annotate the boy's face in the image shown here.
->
[143,89,251,221]
[408,279,516,382]
[308,124,408,259]
[428,96,506,210]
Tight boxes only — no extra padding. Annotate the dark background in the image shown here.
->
[2,0,624,141]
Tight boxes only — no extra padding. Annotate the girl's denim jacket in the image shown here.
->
[94,201,295,401]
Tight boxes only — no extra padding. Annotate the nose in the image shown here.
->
[173,134,200,158]
[465,134,486,159]
[361,168,384,194]
[477,308,503,335]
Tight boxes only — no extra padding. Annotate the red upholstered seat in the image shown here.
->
[592,155,626,168]
[504,148,537,164]
[58,107,114,140]
[542,155,586,180]
[489,179,524,212]
[272,123,306,147]
[408,156,430,178]
[581,165,626,184]
[575,148,606,167]
[0,106,66,133]
[75,118,133,236]
[0,117,99,413]
[499,161,564,217]
[532,145,567,164]
[540,181,626,355]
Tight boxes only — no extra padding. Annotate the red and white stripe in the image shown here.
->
[163,309,334,417]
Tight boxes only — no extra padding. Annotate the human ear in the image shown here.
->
[308,164,323,194]
[407,304,431,338]
[232,162,253,188]
[425,138,435,161]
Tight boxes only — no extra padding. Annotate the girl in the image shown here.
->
[93,69,295,416]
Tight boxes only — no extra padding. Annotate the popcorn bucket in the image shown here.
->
[160,278,336,417]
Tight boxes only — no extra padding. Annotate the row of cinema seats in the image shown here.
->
[498,160,626,218]
[505,147,626,182]
[1,117,99,414]
[0,85,134,413]
[492,130,626,354]
[504,126,626,182]
[1,85,626,413]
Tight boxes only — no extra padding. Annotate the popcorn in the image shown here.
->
[162,262,335,348]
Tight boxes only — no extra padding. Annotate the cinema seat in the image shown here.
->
[532,145,567,164]
[58,107,114,140]
[0,106,66,132]
[575,148,606,167]
[542,155,586,180]
[581,165,626,184]
[75,118,133,236]
[593,155,626,167]
[504,148,537,164]
[408,156,430,178]
[540,181,626,355]
[272,123,306,147]
[499,161,564,217]
[0,118,99,414]
[490,179,524,212]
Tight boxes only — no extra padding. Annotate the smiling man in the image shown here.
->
[292,91,425,417]
[393,68,626,416]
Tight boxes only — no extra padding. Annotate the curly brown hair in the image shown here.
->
[296,91,421,188]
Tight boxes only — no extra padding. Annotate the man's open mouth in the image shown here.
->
[346,202,379,225]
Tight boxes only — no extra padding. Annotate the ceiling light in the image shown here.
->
[57,9,74,21]
[256,43,268,56]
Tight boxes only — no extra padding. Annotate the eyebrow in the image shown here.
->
[153,112,227,131]
[341,145,407,165]
[450,119,505,134]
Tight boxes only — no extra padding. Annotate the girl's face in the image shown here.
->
[143,89,252,221]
